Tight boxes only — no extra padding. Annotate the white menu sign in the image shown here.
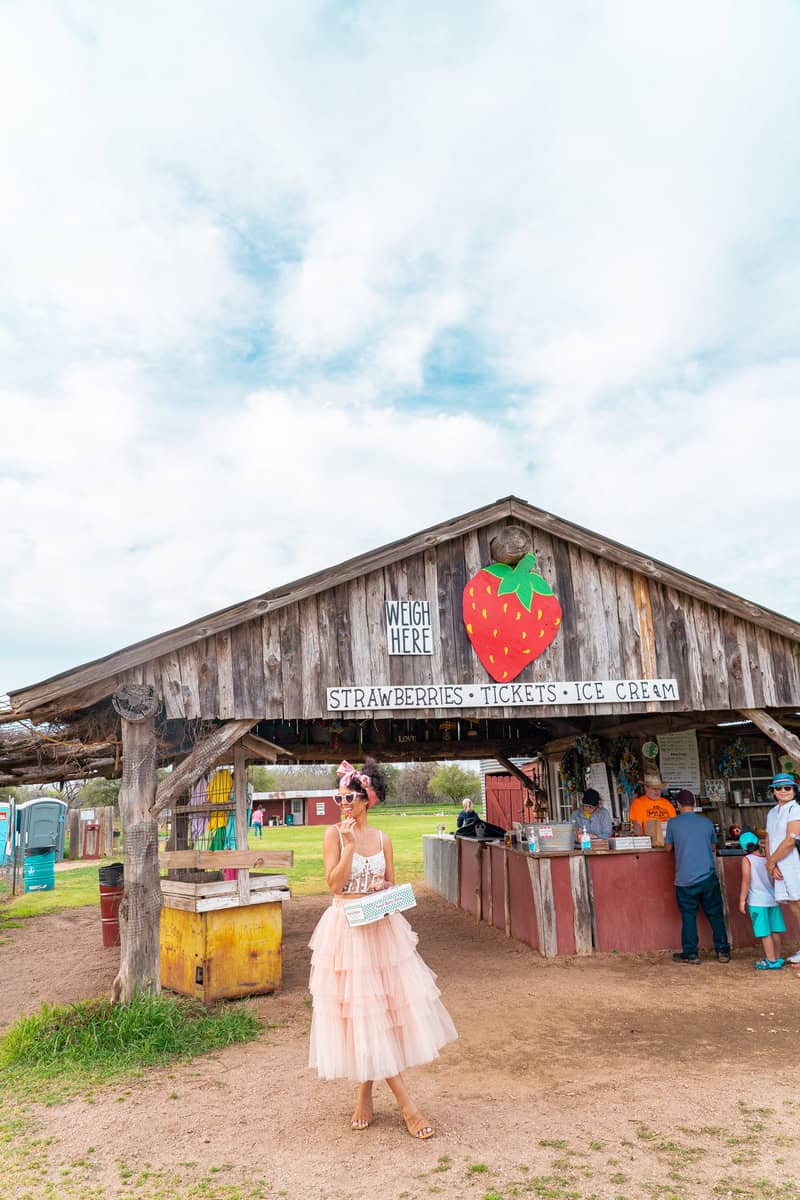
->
[585,762,613,810]
[657,731,701,794]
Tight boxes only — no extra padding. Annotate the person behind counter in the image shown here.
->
[569,788,612,839]
[665,789,730,965]
[628,773,677,825]
[457,798,479,831]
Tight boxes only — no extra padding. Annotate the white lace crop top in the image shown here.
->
[337,828,386,894]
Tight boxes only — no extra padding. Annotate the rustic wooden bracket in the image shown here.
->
[489,524,532,565]
[739,708,800,761]
[112,684,159,722]
[151,719,254,817]
[495,752,538,794]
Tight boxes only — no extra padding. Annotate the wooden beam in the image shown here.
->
[151,720,253,816]
[238,733,290,762]
[234,744,250,904]
[159,849,293,870]
[739,709,800,761]
[495,753,538,794]
[542,711,733,755]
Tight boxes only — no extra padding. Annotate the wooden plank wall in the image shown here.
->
[131,519,800,721]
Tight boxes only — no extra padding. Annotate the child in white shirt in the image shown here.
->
[738,831,786,970]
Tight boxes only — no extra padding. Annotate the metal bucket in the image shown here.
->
[99,862,124,947]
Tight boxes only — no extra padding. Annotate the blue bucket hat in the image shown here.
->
[770,773,798,790]
[739,831,759,851]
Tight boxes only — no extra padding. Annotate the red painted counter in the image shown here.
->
[428,836,759,958]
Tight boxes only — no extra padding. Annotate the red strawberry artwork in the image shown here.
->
[462,552,562,682]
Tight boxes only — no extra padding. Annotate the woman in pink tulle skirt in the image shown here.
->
[308,759,457,1139]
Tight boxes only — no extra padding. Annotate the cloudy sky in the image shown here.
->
[2,0,799,696]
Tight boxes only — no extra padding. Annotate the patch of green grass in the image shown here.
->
[0,861,119,922]
[249,803,461,894]
[522,1178,579,1199]
[0,991,260,1097]
[468,1163,490,1174]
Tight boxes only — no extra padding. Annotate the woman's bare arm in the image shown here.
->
[383,835,395,886]
[323,823,355,893]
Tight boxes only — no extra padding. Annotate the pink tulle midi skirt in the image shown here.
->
[308,898,458,1082]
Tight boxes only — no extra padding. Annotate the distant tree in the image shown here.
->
[77,777,122,808]
[428,764,481,804]
[392,762,437,805]
[270,765,337,792]
[381,763,400,802]
[248,765,278,792]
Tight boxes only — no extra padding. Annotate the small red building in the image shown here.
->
[482,758,545,828]
[251,789,339,827]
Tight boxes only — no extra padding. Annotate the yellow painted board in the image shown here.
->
[160,900,283,1003]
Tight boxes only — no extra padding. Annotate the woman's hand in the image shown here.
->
[739,900,747,915]
[339,816,356,844]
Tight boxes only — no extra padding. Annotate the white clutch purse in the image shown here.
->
[343,883,416,927]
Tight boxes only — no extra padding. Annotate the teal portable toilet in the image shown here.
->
[15,798,68,864]
[24,847,55,892]
[0,799,14,867]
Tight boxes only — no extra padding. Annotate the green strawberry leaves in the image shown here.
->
[483,552,554,612]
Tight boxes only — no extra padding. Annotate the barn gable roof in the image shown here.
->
[6,494,800,719]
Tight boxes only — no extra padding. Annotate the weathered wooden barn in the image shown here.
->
[2,495,800,982]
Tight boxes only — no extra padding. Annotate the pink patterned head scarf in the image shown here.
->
[336,760,378,808]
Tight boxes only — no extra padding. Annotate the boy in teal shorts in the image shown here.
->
[738,831,786,969]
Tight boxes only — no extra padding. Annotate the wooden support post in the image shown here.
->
[112,686,162,1004]
[503,848,511,938]
[234,744,250,905]
[486,847,493,927]
[101,806,115,857]
[526,855,558,958]
[739,709,800,762]
[66,808,80,859]
[569,855,593,955]
[475,844,483,923]
[456,836,462,909]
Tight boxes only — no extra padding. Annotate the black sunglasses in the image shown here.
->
[334,792,364,805]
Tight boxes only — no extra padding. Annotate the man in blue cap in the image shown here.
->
[665,789,730,964]
[765,772,800,963]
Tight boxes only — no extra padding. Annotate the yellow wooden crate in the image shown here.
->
[160,899,283,1003]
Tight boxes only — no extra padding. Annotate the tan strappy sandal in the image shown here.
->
[403,1111,434,1140]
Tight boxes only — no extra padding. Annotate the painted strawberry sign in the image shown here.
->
[462,552,562,682]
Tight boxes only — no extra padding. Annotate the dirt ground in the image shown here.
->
[3,890,800,1200]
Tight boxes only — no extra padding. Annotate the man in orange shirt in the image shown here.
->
[629,773,677,825]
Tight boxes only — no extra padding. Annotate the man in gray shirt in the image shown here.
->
[569,789,613,840]
[665,790,730,964]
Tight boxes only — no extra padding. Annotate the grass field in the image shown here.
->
[0,860,118,923]
[0,805,462,918]
[248,802,462,894]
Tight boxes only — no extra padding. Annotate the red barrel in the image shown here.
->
[98,863,124,947]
